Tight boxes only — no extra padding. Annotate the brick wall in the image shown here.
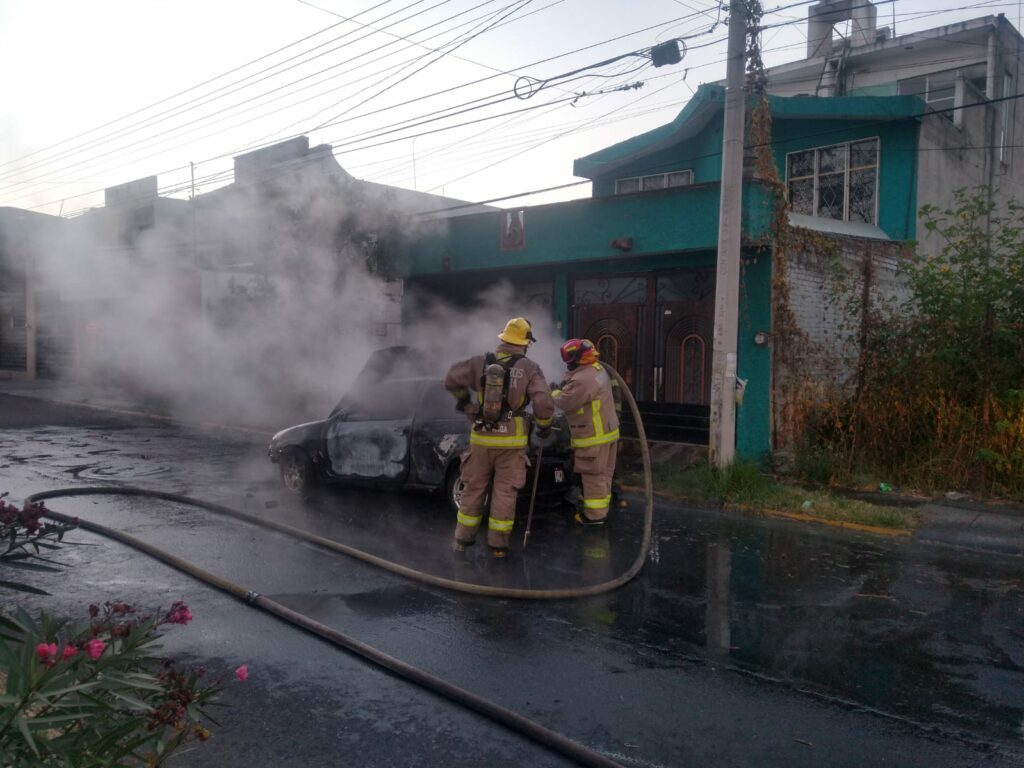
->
[773,231,909,449]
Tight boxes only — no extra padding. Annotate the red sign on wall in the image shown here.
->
[500,210,526,251]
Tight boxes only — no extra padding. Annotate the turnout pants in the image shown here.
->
[574,441,618,522]
[454,445,528,549]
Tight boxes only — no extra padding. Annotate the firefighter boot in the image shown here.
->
[574,511,605,527]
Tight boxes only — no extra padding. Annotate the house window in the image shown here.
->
[898,64,986,121]
[615,170,693,195]
[786,138,879,224]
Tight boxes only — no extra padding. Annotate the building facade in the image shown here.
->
[402,3,1022,459]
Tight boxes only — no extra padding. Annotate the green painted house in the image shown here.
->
[400,84,924,459]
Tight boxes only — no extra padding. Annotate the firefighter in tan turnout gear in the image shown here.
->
[551,339,620,525]
[444,317,555,558]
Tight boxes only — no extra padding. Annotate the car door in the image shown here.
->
[323,379,423,483]
[410,379,470,487]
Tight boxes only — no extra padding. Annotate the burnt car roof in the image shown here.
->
[353,347,445,386]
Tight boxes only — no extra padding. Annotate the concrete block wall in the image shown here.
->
[773,232,909,448]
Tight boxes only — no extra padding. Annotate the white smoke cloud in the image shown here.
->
[26,146,567,431]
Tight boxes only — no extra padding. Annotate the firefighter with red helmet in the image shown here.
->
[444,317,555,557]
[551,339,620,525]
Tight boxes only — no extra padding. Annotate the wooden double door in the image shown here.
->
[570,269,715,406]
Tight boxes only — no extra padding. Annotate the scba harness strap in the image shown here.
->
[476,352,525,432]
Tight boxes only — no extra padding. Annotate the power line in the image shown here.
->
[0,4,714,207]
[312,0,537,129]
[0,0,432,183]
[8,8,721,211]
[13,1,1014,213]
[0,0,398,174]
[0,0,481,194]
[406,88,1024,216]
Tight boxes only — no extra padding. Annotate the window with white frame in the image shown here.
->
[615,170,693,195]
[786,138,879,224]
[898,64,987,121]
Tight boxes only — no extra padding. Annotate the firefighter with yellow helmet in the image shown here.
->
[444,317,555,557]
[551,339,620,525]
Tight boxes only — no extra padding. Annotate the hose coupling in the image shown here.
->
[244,590,261,604]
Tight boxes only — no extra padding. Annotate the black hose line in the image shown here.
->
[25,365,651,768]
[31,504,625,768]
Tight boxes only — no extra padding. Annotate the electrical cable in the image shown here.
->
[262,0,571,143]
[402,87,1024,217]
[426,68,684,192]
[1,7,718,210]
[12,1,1012,213]
[0,0,991,204]
[362,65,685,182]
[0,0,487,195]
[0,0,399,174]
[47,73,1024,220]
[0,0,555,208]
[0,0,440,186]
[311,0,536,129]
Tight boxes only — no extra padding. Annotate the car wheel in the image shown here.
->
[445,463,466,515]
[279,449,314,494]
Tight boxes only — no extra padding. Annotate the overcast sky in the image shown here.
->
[0,0,1017,216]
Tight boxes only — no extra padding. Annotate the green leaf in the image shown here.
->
[0,580,50,595]
[15,715,40,756]
[110,690,154,712]
[24,711,91,728]
[40,681,102,699]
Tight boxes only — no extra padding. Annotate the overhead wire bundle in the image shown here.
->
[1,0,1017,215]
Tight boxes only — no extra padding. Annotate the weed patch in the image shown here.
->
[652,459,917,531]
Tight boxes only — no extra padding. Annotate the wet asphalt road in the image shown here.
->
[1,393,1023,767]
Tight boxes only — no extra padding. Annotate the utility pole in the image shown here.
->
[709,0,747,468]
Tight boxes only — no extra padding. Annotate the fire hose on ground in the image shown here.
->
[25,365,652,768]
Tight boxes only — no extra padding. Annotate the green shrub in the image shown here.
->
[0,492,244,766]
[0,495,75,595]
[792,445,841,487]
[0,600,242,767]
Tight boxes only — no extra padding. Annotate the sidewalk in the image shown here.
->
[915,499,1024,557]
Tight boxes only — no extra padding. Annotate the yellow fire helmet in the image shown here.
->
[498,317,537,347]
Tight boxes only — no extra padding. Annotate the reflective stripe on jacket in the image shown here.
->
[444,343,554,449]
[552,362,620,448]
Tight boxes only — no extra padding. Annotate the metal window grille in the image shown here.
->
[785,138,879,225]
[614,170,693,195]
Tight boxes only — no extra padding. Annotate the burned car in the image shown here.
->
[268,348,573,512]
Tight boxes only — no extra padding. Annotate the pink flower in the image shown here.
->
[166,601,193,626]
[234,664,249,683]
[61,645,78,661]
[35,642,58,666]
[83,638,106,660]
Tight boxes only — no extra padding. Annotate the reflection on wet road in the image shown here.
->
[2,411,1023,765]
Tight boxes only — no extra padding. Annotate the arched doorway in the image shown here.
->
[664,316,713,405]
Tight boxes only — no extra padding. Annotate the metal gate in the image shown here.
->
[571,269,714,444]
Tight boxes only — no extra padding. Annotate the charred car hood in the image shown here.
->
[270,420,325,450]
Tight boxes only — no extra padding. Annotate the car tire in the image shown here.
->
[445,463,466,515]
[279,449,315,495]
